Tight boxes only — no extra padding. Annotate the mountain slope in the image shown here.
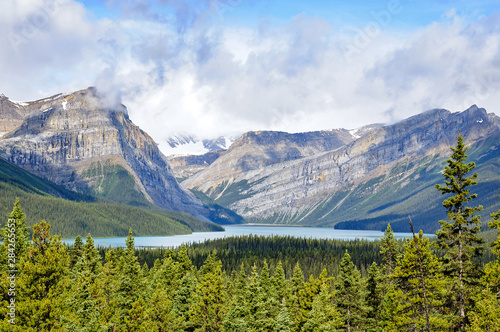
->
[0,88,215,221]
[183,106,500,232]
[0,155,223,237]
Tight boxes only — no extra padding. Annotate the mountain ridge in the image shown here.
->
[181,105,500,232]
[0,88,219,223]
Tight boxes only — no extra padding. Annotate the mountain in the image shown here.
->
[0,154,223,237]
[182,106,500,232]
[168,150,226,180]
[160,134,237,156]
[0,88,220,223]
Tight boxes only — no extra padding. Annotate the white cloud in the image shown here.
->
[0,0,499,151]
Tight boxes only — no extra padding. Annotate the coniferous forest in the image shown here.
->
[0,135,499,331]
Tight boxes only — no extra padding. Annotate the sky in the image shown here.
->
[1,0,500,143]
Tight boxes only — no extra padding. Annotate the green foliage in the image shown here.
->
[380,223,399,277]
[435,134,484,329]
[334,251,367,331]
[386,231,452,331]
[0,156,222,237]
[81,161,151,207]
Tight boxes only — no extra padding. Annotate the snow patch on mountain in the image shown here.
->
[160,134,239,156]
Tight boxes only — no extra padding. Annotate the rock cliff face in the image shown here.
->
[0,88,210,220]
[183,106,500,230]
[182,129,359,197]
[168,150,226,179]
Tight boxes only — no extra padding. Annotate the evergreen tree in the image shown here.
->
[2,198,30,261]
[16,220,68,330]
[69,235,84,269]
[334,251,366,332]
[172,273,197,331]
[288,262,305,332]
[113,229,143,329]
[466,288,500,332]
[189,252,227,331]
[63,233,106,331]
[273,261,288,302]
[365,262,382,331]
[435,133,483,330]
[302,283,343,332]
[380,224,398,277]
[390,231,452,331]
[274,299,294,332]
[223,264,249,332]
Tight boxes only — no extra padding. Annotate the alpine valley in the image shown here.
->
[1,87,499,235]
[179,105,500,232]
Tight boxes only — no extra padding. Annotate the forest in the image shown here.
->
[0,134,499,331]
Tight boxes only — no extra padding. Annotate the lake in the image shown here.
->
[62,225,430,248]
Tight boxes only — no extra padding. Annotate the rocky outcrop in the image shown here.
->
[183,106,500,226]
[182,129,358,199]
[0,88,211,220]
[168,150,226,179]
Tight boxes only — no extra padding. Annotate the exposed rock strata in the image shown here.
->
[0,88,210,220]
[183,106,500,223]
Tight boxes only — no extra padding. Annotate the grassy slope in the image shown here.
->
[0,157,223,238]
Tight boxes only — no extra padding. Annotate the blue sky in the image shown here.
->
[0,0,499,148]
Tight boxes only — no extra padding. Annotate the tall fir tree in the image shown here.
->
[189,252,227,331]
[387,231,452,331]
[435,133,483,330]
[16,220,69,330]
[274,299,294,332]
[334,251,366,332]
[302,283,343,332]
[380,224,399,278]
[365,262,382,331]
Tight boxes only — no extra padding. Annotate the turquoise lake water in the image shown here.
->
[62,225,431,248]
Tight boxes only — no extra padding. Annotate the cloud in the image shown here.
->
[0,0,499,153]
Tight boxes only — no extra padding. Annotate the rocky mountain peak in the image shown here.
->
[0,88,211,221]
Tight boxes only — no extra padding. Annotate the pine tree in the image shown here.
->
[380,224,398,277]
[63,233,106,331]
[16,220,69,330]
[365,262,382,331]
[390,231,452,331]
[466,288,500,332]
[223,263,249,332]
[2,199,30,262]
[334,251,366,332]
[189,252,227,331]
[435,133,483,330]
[274,299,294,332]
[273,261,288,302]
[288,262,305,332]
[114,229,143,329]
[302,283,343,332]
[69,235,84,269]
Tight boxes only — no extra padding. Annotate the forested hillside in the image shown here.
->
[0,135,499,331]
[0,203,499,330]
[0,156,223,237]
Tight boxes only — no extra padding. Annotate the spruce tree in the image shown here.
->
[380,224,398,277]
[365,262,382,331]
[114,229,142,329]
[63,233,106,331]
[274,299,294,332]
[302,283,343,332]
[69,235,84,269]
[390,231,452,331]
[189,252,227,331]
[334,251,366,332]
[435,133,483,330]
[16,220,68,330]
[2,198,30,260]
